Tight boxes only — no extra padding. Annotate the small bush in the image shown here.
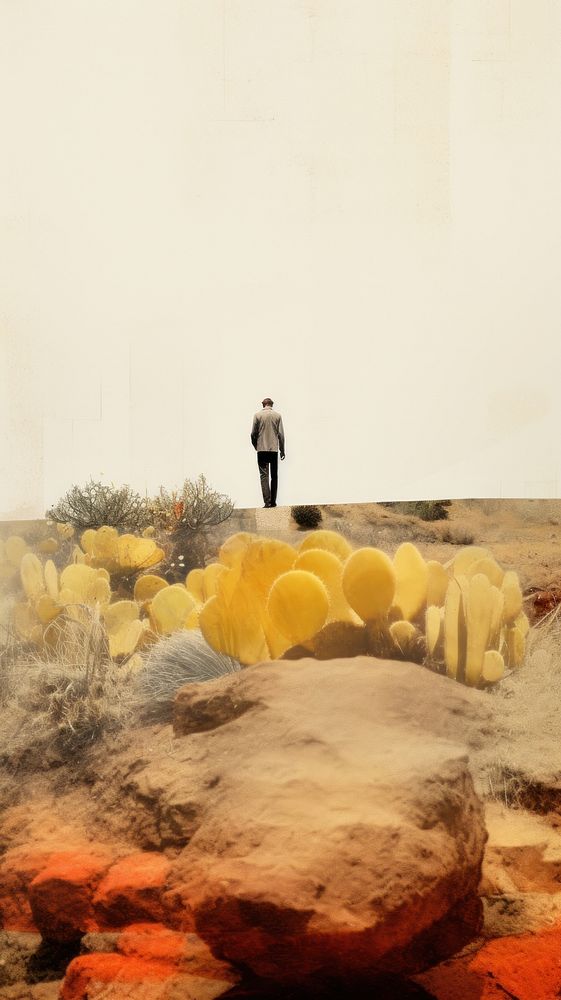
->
[0,609,137,769]
[291,505,323,529]
[380,500,450,522]
[149,475,234,574]
[413,500,451,522]
[148,475,234,534]
[133,629,241,722]
[47,479,151,533]
[441,527,476,546]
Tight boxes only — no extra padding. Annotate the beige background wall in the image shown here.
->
[1,1,560,517]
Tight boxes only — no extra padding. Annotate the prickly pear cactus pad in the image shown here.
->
[6,522,530,686]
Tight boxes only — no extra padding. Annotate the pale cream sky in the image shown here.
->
[1,1,561,517]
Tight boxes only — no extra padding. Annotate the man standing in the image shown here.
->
[250,398,285,508]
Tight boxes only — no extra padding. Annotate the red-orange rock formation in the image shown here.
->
[93,852,171,928]
[416,922,561,999]
[0,848,54,932]
[29,850,113,941]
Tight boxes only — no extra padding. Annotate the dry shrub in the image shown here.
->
[441,527,476,546]
[149,475,234,575]
[291,505,323,529]
[47,479,151,533]
[0,608,138,770]
[381,500,451,521]
[484,606,561,809]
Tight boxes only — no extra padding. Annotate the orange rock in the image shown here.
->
[470,925,561,1000]
[29,850,112,942]
[61,951,236,999]
[0,847,54,931]
[116,922,240,984]
[416,924,561,1000]
[117,922,189,963]
[93,852,171,928]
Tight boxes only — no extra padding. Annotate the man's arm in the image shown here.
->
[251,414,259,450]
[278,416,285,459]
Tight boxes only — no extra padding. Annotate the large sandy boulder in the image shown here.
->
[105,656,487,988]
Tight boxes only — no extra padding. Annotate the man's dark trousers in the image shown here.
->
[257,451,278,506]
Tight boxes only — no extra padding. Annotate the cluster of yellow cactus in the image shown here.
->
[4,524,214,659]
[80,526,165,575]
[3,522,530,685]
[194,532,529,685]
[431,546,530,685]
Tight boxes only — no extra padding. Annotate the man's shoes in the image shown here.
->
[263,503,271,508]
[270,503,277,507]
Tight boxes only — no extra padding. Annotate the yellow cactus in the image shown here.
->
[482,649,505,683]
[444,577,466,681]
[452,546,492,577]
[267,570,329,645]
[134,575,169,604]
[488,586,505,649]
[37,538,59,555]
[426,560,449,608]
[298,530,353,563]
[20,553,46,601]
[80,527,164,575]
[108,618,146,658]
[514,611,530,638]
[504,624,525,668]
[56,522,75,540]
[103,600,139,631]
[199,592,268,664]
[115,534,165,573]
[261,611,292,659]
[389,619,416,653]
[185,568,205,602]
[466,556,504,588]
[5,536,28,567]
[501,571,523,626]
[59,564,111,607]
[80,529,97,555]
[202,563,226,601]
[425,605,444,658]
[241,539,296,604]
[294,548,357,623]
[35,594,60,625]
[342,547,396,623]
[44,560,59,601]
[218,532,256,568]
[149,585,196,635]
[464,574,493,686]
[392,543,429,622]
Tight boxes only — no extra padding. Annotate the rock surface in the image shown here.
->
[93,853,171,928]
[415,923,561,1000]
[60,924,239,1000]
[29,850,112,942]
[101,657,488,987]
[60,952,235,1000]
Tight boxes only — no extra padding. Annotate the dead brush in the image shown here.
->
[0,607,138,769]
[485,603,561,810]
